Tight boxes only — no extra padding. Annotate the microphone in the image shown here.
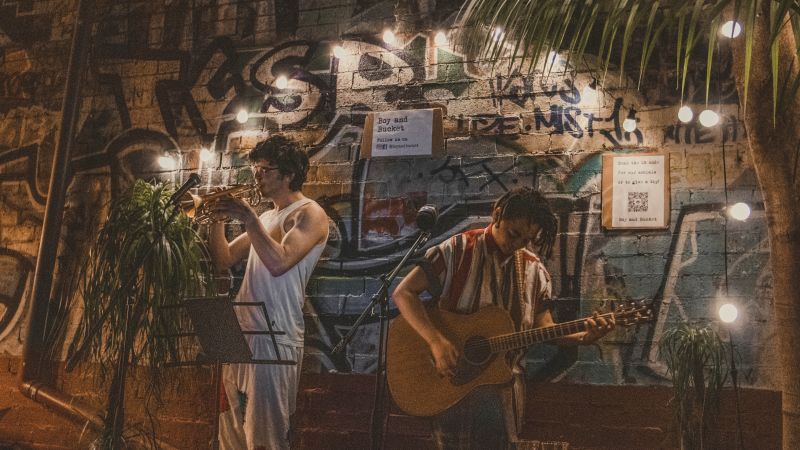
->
[169,173,201,206]
[416,204,438,232]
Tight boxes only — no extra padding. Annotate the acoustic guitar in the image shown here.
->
[386,302,652,417]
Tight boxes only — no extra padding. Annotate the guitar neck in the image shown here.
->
[487,312,615,353]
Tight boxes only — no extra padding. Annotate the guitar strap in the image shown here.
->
[510,250,526,331]
[509,249,529,439]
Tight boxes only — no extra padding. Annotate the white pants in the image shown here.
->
[218,339,303,450]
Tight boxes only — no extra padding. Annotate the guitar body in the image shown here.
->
[386,305,515,417]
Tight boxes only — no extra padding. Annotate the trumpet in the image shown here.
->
[181,184,263,223]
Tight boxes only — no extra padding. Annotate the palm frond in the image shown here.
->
[456,0,800,120]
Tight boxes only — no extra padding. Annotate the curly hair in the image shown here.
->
[248,135,309,191]
[493,187,558,258]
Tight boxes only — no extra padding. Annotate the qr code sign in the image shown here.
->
[627,192,649,212]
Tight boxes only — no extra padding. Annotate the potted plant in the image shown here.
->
[66,179,213,449]
[659,321,729,450]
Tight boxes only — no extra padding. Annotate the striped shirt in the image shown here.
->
[424,224,553,341]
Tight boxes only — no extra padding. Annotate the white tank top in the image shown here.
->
[234,198,326,346]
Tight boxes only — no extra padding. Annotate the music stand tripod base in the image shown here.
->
[159,296,295,449]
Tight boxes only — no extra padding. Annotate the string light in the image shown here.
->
[491,27,505,42]
[548,50,560,65]
[720,21,743,39]
[383,29,396,44]
[200,147,214,163]
[434,31,448,46]
[678,105,694,123]
[332,45,347,59]
[158,155,177,170]
[581,78,598,104]
[275,75,288,89]
[622,106,637,132]
[698,109,720,127]
[719,303,739,323]
[236,110,249,124]
[728,202,751,221]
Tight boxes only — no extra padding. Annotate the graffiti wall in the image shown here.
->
[0,0,776,390]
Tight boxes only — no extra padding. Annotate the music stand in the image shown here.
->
[159,296,295,450]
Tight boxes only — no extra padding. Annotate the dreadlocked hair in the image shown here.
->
[493,187,558,258]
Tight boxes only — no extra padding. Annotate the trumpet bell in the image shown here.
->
[180,184,262,223]
[179,193,204,219]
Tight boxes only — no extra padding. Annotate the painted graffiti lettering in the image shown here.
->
[490,70,582,107]
[470,115,520,135]
[665,114,740,144]
[430,156,514,192]
[530,105,583,138]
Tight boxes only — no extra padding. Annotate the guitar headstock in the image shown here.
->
[613,301,654,327]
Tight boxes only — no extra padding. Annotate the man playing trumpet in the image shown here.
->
[208,135,329,450]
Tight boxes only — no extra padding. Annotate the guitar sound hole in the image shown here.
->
[462,335,491,365]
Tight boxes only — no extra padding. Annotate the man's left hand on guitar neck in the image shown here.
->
[536,308,616,347]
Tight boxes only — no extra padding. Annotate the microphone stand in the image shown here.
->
[332,230,431,450]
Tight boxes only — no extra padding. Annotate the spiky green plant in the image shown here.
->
[67,179,213,448]
[659,322,729,450]
[456,0,800,119]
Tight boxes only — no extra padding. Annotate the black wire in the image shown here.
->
[718,36,744,450]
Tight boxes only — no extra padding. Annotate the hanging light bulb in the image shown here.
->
[728,202,751,221]
[158,155,177,170]
[581,78,598,104]
[491,27,505,42]
[548,50,560,65]
[719,303,739,323]
[678,105,694,123]
[275,75,289,89]
[236,109,249,124]
[200,147,214,163]
[720,20,743,39]
[622,106,637,132]
[383,29,396,44]
[332,45,347,59]
[698,109,720,127]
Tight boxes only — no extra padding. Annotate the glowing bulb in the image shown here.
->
[332,45,347,59]
[678,105,694,123]
[719,303,739,323]
[491,27,505,42]
[158,155,177,170]
[275,75,289,90]
[581,84,597,104]
[383,29,396,44]
[720,21,743,39]
[728,202,751,221]
[698,109,720,127]
[200,147,214,163]
[434,31,448,46]
[623,117,637,132]
[236,110,249,124]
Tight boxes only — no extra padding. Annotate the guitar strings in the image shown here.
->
[462,311,621,353]
[484,305,648,351]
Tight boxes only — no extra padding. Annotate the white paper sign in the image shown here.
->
[611,155,666,228]
[370,109,433,157]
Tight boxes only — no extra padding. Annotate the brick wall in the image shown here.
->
[3,364,779,449]
[0,0,780,448]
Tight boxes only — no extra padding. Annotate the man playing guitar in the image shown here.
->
[392,187,615,450]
